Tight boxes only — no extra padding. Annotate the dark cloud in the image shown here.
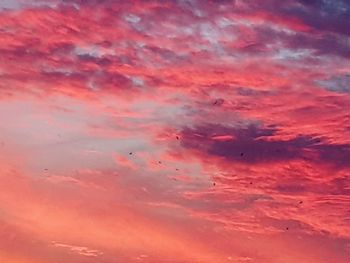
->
[180,124,304,163]
[283,32,350,58]
[247,24,350,59]
[180,123,350,166]
[243,0,350,36]
[318,74,350,93]
[315,143,350,168]
[293,0,350,36]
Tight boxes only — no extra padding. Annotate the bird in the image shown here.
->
[176,136,179,140]
[286,227,289,231]
[213,182,216,186]
[129,152,133,155]
[213,98,224,106]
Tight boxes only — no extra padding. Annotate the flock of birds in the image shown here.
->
[0,98,303,233]
[124,129,303,232]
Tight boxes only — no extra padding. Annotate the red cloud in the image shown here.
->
[0,1,350,262]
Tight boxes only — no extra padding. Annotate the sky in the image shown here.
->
[0,0,349,262]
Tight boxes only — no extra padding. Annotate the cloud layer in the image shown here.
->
[0,1,349,262]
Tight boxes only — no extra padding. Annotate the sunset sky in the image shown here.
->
[0,1,350,262]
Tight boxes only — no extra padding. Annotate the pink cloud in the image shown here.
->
[0,1,349,262]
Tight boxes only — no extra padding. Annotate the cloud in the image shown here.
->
[179,123,350,167]
[1,1,350,263]
[51,242,103,257]
[318,74,350,93]
[236,0,350,36]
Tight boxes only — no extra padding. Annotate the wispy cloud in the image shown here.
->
[51,242,103,257]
